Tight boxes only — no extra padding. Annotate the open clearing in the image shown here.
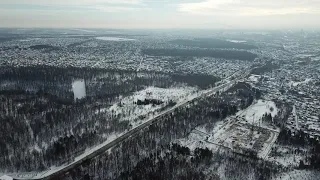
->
[95,37,136,41]
[177,99,280,159]
[97,86,198,127]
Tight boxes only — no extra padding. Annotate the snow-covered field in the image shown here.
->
[176,99,280,160]
[98,86,198,127]
[0,175,13,180]
[176,120,228,152]
[95,37,136,41]
[226,39,247,43]
[237,100,278,130]
[248,74,261,83]
[72,79,86,101]
[289,78,312,87]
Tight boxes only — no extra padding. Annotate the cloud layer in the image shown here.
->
[0,0,143,5]
[0,0,320,29]
[178,0,320,16]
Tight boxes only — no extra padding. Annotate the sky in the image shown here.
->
[0,0,320,29]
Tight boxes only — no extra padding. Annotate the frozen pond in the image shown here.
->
[72,79,86,101]
[95,37,136,41]
[226,39,247,43]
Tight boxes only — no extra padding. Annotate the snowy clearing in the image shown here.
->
[226,39,247,43]
[289,78,312,87]
[237,100,278,129]
[248,74,261,83]
[0,175,13,180]
[177,100,280,159]
[72,79,86,101]
[98,86,198,127]
[292,105,299,129]
[95,37,136,41]
[176,119,229,152]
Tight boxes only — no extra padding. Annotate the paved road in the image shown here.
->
[13,69,251,180]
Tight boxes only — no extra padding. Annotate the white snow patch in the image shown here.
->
[289,78,312,87]
[95,37,136,41]
[98,86,197,127]
[177,132,207,151]
[292,105,299,129]
[237,100,278,126]
[41,142,48,150]
[0,175,13,180]
[72,79,86,101]
[29,144,42,153]
[226,39,247,43]
[18,38,41,42]
[176,120,229,152]
[248,74,261,83]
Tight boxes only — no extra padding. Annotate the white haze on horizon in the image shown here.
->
[0,0,319,30]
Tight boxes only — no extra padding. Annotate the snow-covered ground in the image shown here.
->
[6,70,246,179]
[72,79,86,101]
[292,105,299,129]
[248,74,261,83]
[9,132,122,179]
[176,117,238,153]
[237,100,278,130]
[95,37,136,41]
[10,86,198,179]
[8,86,198,179]
[176,121,228,152]
[289,78,312,87]
[98,86,198,127]
[273,170,320,180]
[267,144,307,168]
[226,39,247,43]
[269,153,304,167]
[0,175,13,180]
[176,99,280,160]
[176,130,212,151]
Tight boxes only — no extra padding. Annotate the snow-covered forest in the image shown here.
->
[0,66,219,172]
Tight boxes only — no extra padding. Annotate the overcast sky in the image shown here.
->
[0,0,319,29]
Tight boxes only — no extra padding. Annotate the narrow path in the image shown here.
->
[293,105,299,130]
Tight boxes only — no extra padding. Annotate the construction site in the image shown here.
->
[179,100,280,159]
